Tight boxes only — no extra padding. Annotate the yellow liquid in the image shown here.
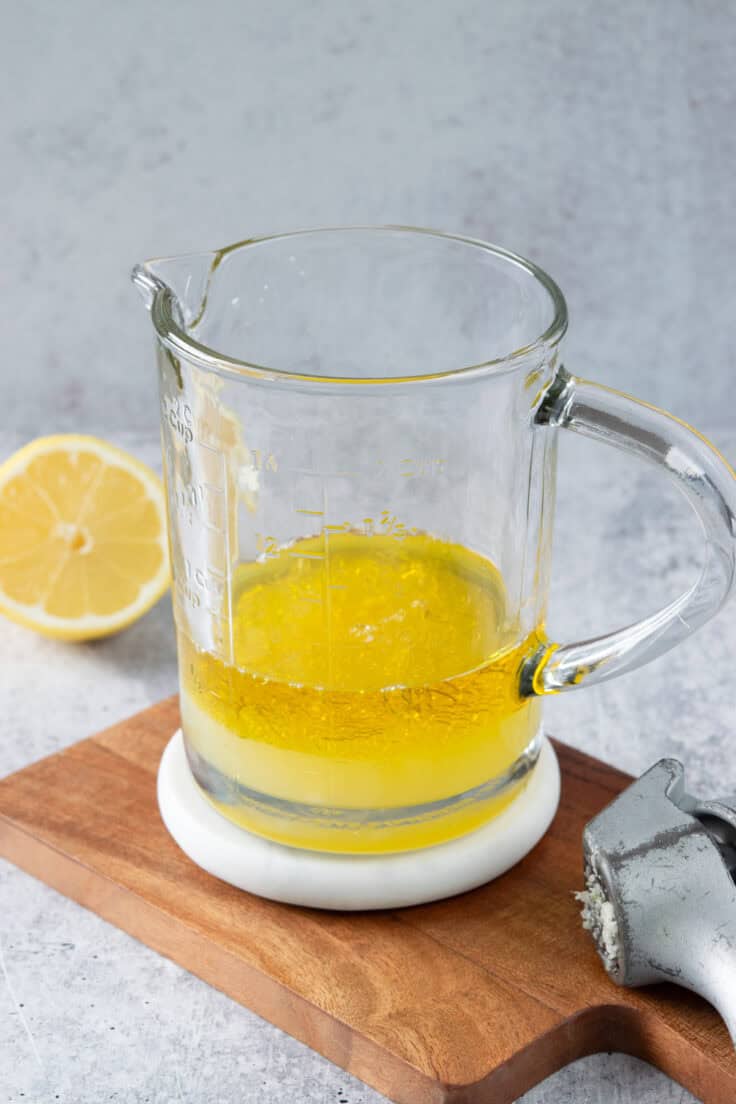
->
[179,531,543,852]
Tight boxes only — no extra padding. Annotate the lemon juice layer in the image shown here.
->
[179,531,543,853]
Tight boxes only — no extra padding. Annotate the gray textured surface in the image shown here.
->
[2,0,734,1099]
[2,0,735,435]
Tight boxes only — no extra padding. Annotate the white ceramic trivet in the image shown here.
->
[157,730,560,910]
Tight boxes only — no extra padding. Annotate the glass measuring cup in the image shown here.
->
[133,227,736,854]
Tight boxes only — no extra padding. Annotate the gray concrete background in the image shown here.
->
[2,0,735,435]
[2,1,735,1101]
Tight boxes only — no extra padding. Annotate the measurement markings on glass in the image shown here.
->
[176,480,226,534]
[170,437,229,536]
[201,441,235,664]
[169,434,234,661]
[176,559,227,602]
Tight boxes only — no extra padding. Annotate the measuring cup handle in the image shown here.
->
[523,368,736,695]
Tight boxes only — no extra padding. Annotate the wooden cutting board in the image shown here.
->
[0,697,733,1103]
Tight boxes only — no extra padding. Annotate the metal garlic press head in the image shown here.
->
[579,758,736,1044]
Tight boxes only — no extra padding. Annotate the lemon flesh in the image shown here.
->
[0,435,169,641]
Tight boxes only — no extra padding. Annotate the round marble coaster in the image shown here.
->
[157,731,560,910]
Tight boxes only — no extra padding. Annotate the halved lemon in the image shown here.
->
[0,435,169,641]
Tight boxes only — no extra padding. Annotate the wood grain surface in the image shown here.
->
[0,697,732,1103]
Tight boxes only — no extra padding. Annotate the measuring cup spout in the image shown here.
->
[131,251,219,320]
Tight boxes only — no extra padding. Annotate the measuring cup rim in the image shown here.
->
[140,225,568,387]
